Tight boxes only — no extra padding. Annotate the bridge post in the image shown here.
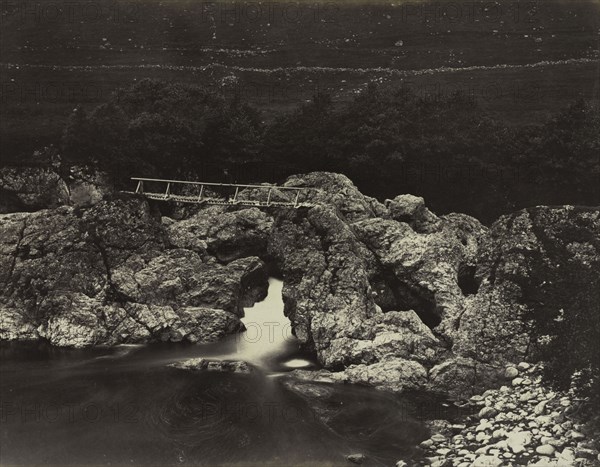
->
[233,187,239,203]
[164,182,171,199]
[266,188,272,206]
[197,185,204,202]
[294,191,300,207]
[135,180,143,194]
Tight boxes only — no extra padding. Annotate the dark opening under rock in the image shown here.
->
[458,264,479,296]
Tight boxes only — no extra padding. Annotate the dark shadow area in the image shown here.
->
[458,264,479,296]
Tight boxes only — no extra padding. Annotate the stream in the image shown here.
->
[0,279,460,466]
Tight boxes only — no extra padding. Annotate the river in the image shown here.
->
[0,279,459,466]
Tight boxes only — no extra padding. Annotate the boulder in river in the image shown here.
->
[169,358,254,373]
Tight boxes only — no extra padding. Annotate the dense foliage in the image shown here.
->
[61,79,599,222]
[520,207,600,409]
[62,80,263,185]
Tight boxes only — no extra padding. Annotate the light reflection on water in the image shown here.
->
[0,279,459,466]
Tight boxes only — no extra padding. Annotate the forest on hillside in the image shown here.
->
[55,79,599,222]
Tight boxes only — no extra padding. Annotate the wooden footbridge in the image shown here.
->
[127,177,316,208]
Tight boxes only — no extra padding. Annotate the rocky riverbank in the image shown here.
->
[413,363,600,467]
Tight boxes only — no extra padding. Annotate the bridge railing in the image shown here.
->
[130,177,314,208]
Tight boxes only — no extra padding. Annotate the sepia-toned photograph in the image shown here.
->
[1,0,599,465]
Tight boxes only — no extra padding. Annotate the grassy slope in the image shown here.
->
[1,0,598,161]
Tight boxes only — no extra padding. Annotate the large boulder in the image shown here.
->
[353,212,487,338]
[0,194,269,347]
[167,206,273,262]
[0,167,69,213]
[268,173,599,397]
[385,194,441,233]
[453,205,600,365]
[267,172,485,392]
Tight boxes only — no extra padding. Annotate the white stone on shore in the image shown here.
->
[534,400,547,415]
[536,444,556,456]
[471,454,502,466]
[507,431,531,453]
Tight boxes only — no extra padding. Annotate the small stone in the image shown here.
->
[476,421,493,432]
[519,392,534,402]
[346,453,366,464]
[451,424,466,433]
[504,366,519,378]
[512,377,524,386]
[431,434,446,443]
[395,461,408,467]
[536,444,556,456]
[548,438,564,448]
[558,448,576,462]
[472,455,502,467]
[478,407,498,419]
[517,362,531,371]
[536,415,552,426]
[575,448,598,460]
[570,430,585,441]
[420,439,434,448]
[507,431,531,453]
[533,400,547,415]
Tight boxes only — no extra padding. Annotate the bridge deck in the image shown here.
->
[125,177,316,209]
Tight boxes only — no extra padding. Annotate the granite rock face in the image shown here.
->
[0,194,268,347]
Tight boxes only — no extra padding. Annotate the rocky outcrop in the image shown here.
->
[453,205,600,366]
[166,205,273,262]
[266,172,491,394]
[2,170,598,399]
[0,193,269,347]
[266,173,599,397]
[0,167,69,213]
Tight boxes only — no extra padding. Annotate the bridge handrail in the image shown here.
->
[131,177,309,191]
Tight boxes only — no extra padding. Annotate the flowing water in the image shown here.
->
[0,279,459,466]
